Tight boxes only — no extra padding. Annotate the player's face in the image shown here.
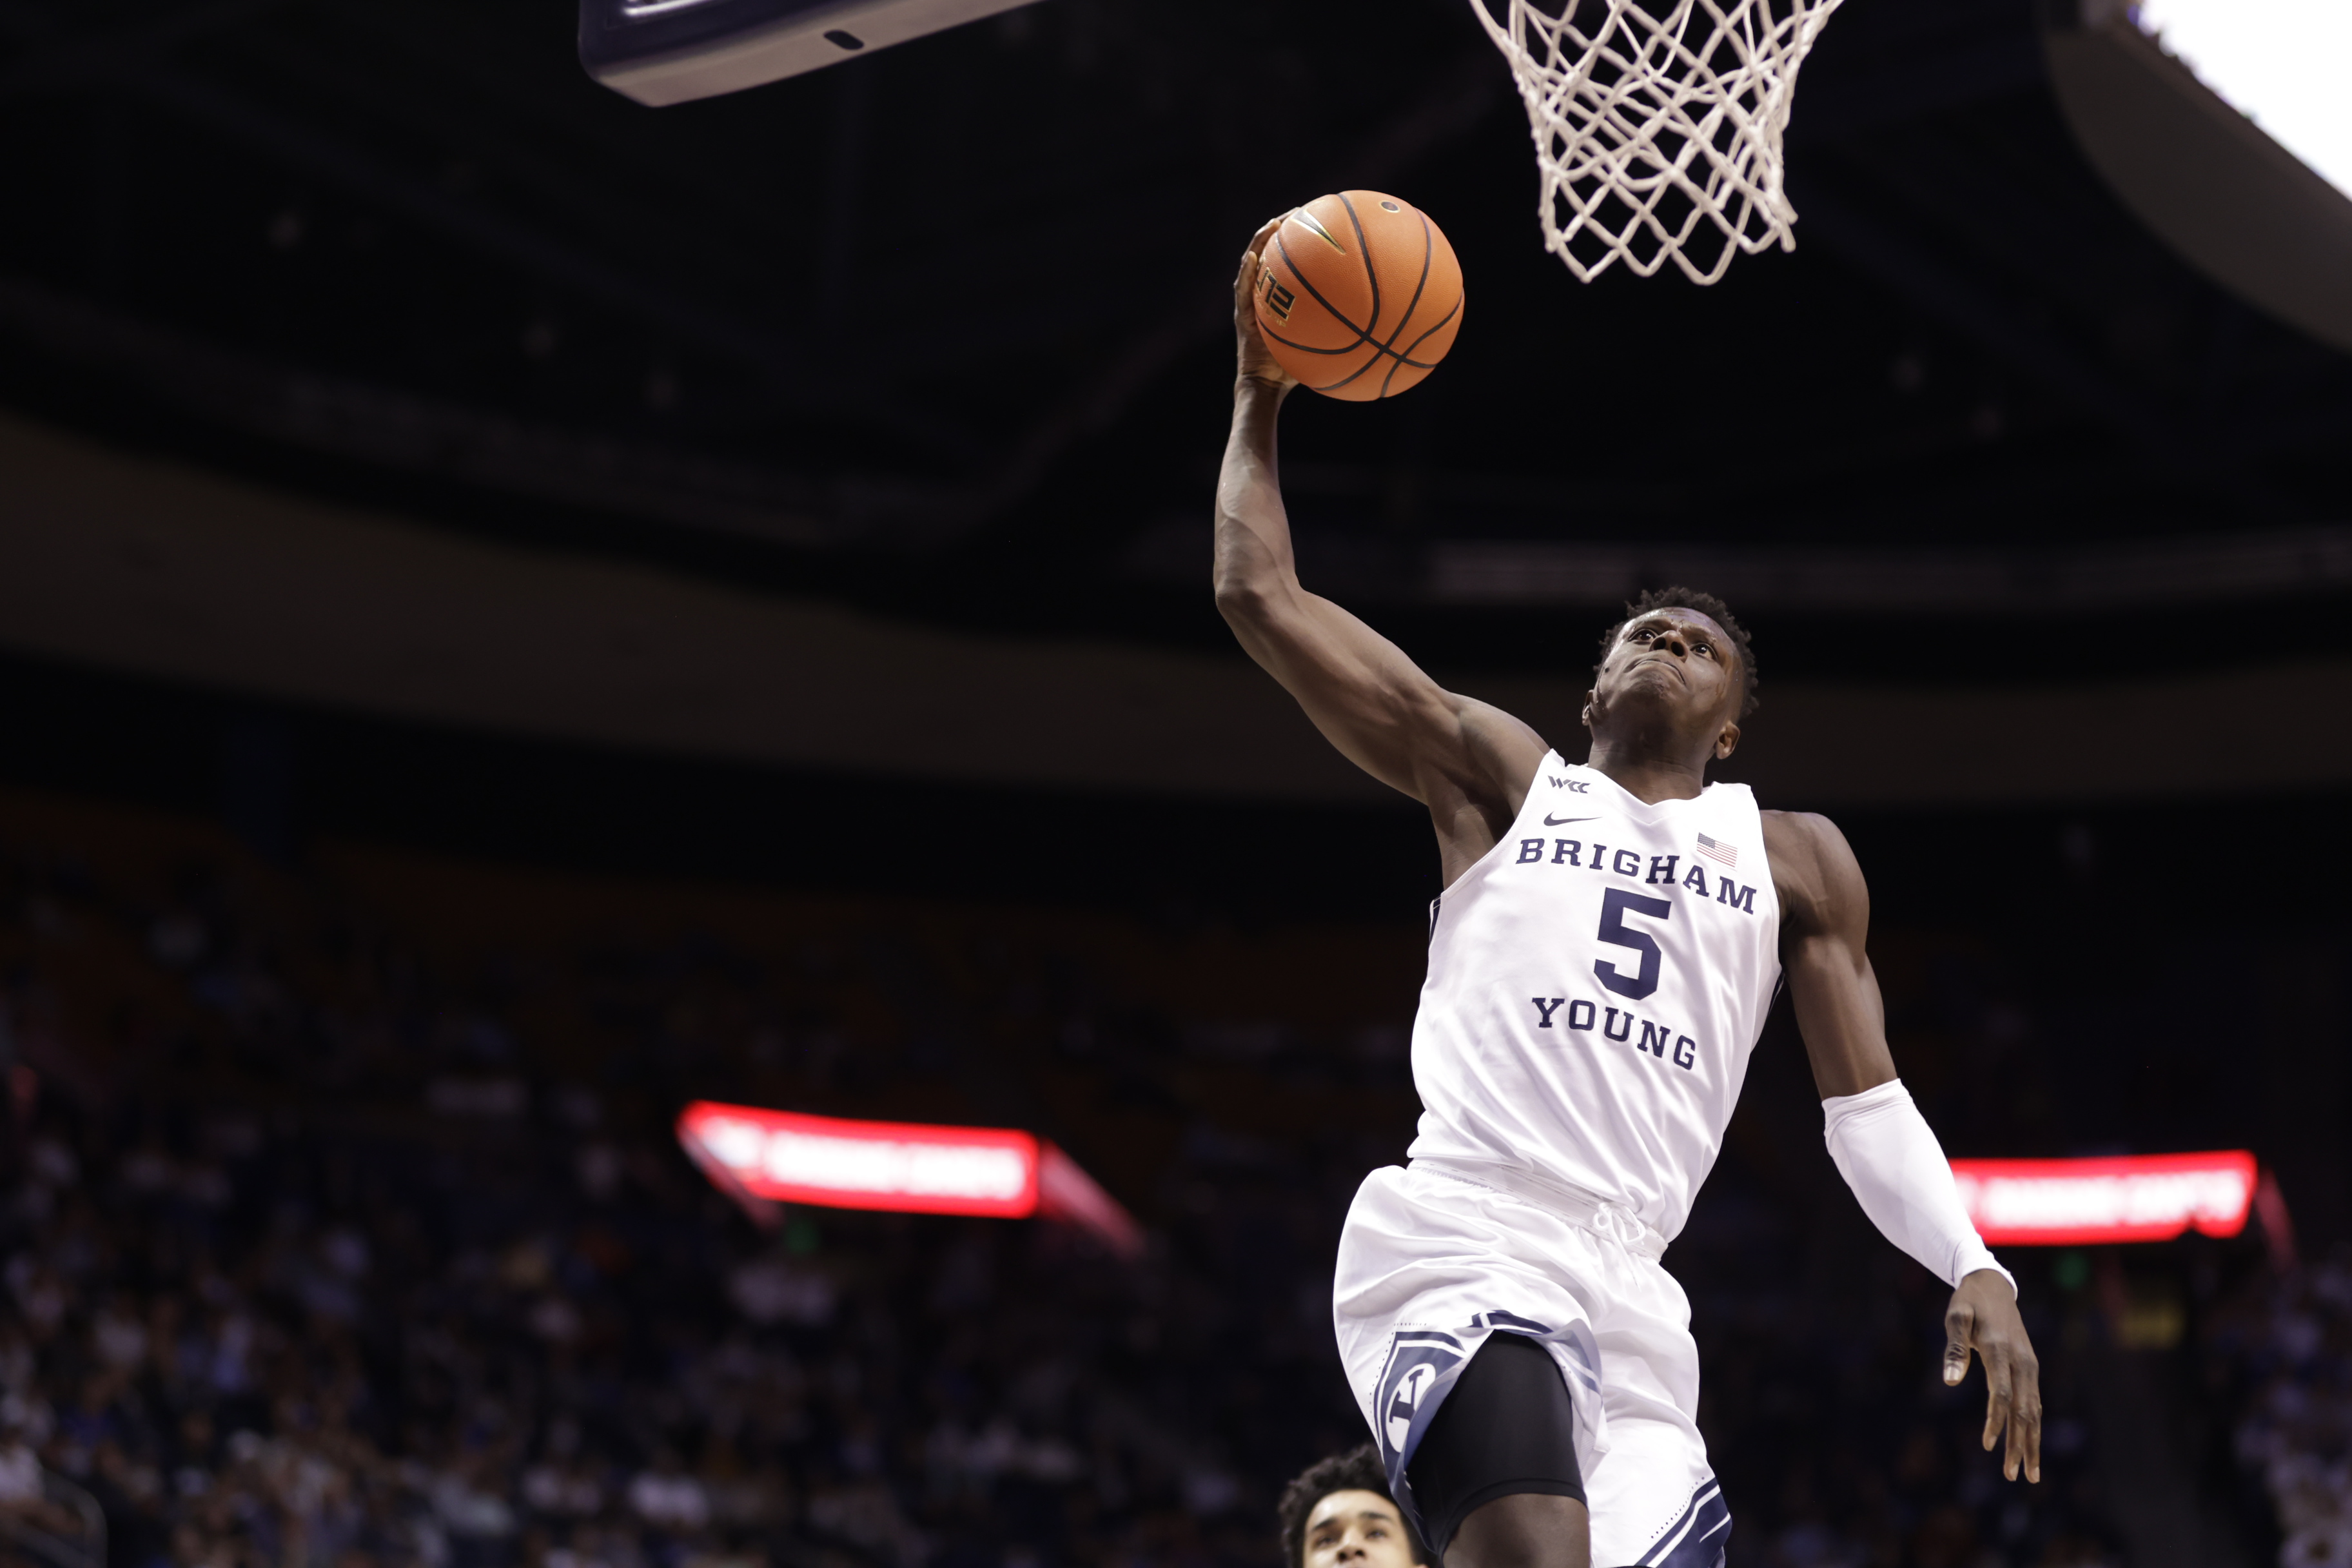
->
[1594,607,1740,729]
[1301,1491,1424,1568]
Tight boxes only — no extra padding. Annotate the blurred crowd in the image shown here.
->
[0,1104,1266,1568]
[0,798,1404,1568]
[0,793,2292,1568]
[2217,1263,2352,1568]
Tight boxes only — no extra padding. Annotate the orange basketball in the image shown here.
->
[1253,191,1464,400]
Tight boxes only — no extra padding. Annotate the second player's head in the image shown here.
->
[1583,585,1758,767]
[1276,1446,1429,1568]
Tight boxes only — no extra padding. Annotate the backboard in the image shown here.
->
[582,0,1041,106]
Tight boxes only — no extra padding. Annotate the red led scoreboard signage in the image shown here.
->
[683,1102,1038,1216]
[677,1101,1141,1256]
[1950,1151,2258,1246]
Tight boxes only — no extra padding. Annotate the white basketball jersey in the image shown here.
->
[1406,753,1783,1242]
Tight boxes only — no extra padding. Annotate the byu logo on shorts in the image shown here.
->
[1386,1363,1435,1450]
[1373,1332,1465,1465]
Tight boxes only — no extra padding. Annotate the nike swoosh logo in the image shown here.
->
[1542,815,1598,827]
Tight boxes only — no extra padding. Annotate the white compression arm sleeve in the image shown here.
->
[1822,1079,2016,1298]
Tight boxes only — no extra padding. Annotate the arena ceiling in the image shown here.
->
[1,0,2348,685]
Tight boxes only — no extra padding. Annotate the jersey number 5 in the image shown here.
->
[1594,888,1671,1001]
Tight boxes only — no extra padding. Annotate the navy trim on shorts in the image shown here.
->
[1633,1476,1730,1567]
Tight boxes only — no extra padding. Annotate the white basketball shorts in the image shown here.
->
[1333,1162,1730,1568]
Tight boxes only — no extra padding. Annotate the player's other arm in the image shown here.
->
[1214,220,1544,847]
[1767,808,2043,1484]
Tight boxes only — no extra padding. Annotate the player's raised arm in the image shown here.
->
[1214,219,1544,843]
[1766,809,2044,1485]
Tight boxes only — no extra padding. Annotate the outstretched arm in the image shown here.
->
[1766,809,2044,1484]
[1216,219,1544,874]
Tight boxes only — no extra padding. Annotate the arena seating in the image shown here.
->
[0,788,2288,1568]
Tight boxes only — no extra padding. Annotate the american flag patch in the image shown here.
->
[1696,832,1738,868]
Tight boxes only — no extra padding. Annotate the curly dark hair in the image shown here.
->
[1593,584,1760,719]
[1276,1445,1427,1568]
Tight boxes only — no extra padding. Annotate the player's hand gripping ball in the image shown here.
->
[1251,191,1464,400]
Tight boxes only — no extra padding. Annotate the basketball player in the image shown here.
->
[1215,217,2041,1568]
[1278,1446,1430,1568]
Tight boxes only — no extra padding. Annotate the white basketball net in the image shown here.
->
[1471,0,1845,284]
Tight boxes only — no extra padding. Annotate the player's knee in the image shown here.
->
[1446,1492,1591,1568]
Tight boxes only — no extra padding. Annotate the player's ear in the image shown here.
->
[1714,721,1740,760]
[1582,689,1598,731]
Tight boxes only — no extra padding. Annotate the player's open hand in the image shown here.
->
[1234,216,1298,392]
[1944,1268,2041,1482]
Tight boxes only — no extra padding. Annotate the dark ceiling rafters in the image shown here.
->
[925,46,1514,542]
[224,26,792,316]
[0,17,1519,549]
[0,274,853,547]
[1787,186,2186,462]
[0,0,2345,671]
[2,2,995,466]
[1769,0,2346,525]
[0,0,291,95]
[65,66,984,466]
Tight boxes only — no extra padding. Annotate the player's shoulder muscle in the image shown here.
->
[1761,809,1868,939]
